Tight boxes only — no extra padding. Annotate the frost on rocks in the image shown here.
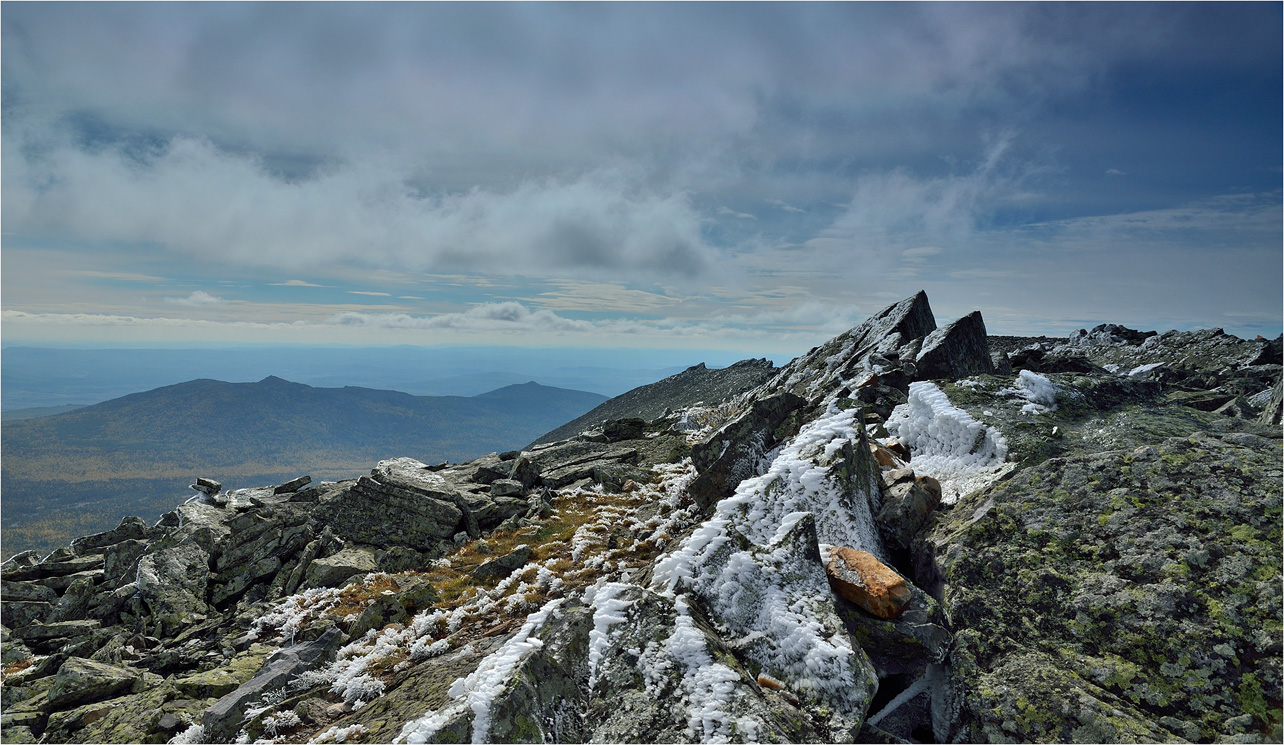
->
[1128,361,1165,378]
[585,581,635,691]
[1005,370,1059,414]
[886,381,1011,504]
[396,599,563,745]
[309,724,368,744]
[169,724,206,744]
[666,596,762,743]
[647,404,882,740]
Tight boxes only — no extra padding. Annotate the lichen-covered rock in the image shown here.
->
[135,539,209,637]
[472,544,533,582]
[174,644,273,699]
[301,546,380,590]
[322,474,463,551]
[759,290,936,403]
[202,627,344,743]
[56,677,178,744]
[925,431,1283,743]
[45,657,140,710]
[876,472,942,551]
[69,516,151,556]
[835,581,949,678]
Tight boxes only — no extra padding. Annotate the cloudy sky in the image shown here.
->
[3,3,1280,355]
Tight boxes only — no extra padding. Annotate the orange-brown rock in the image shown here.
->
[884,437,911,459]
[854,371,880,389]
[825,547,912,619]
[756,673,785,691]
[868,442,907,469]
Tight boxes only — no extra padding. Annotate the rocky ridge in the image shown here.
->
[1,292,1280,745]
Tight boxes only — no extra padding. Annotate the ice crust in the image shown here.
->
[886,381,1010,504]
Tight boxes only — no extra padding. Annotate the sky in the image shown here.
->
[2,2,1281,357]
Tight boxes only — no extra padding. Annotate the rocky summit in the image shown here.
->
[2,291,1280,745]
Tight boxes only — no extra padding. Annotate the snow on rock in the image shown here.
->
[646,403,882,740]
[1128,361,1165,378]
[585,581,635,691]
[1008,370,1059,414]
[886,381,1010,504]
[396,599,563,744]
[666,595,762,743]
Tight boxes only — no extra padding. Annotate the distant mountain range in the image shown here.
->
[531,358,777,446]
[1,377,606,558]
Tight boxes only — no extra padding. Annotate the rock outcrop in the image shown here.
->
[2,291,1279,745]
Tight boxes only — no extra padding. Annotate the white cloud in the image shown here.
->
[270,279,329,287]
[532,281,678,313]
[70,270,169,282]
[164,290,225,306]
[717,206,757,220]
[4,133,722,282]
[348,291,392,297]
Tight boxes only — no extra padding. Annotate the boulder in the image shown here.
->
[508,455,541,489]
[687,391,806,512]
[927,433,1283,742]
[377,546,426,574]
[69,516,150,555]
[282,526,341,596]
[3,554,103,582]
[876,474,942,551]
[14,619,101,644]
[54,677,179,745]
[915,311,994,381]
[45,657,140,710]
[301,545,380,589]
[472,544,533,582]
[1257,378,1282,426]
[322,468,464,550]
[192,477,222,495]
[526,440,643,489]
[2,600,53,629]
[135,540,210,637]
[49,574,99,623]
[1,579,58,603]
[835,581,950,677]
[602,418,647,441]
[273,474,312,494]
[101,539,149,587]
[826,547,912,620]
[1,550,42,579]
[202,627,344,743]
[174,644,274,699]
[489,478,524,497]
[348,594,409,639]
